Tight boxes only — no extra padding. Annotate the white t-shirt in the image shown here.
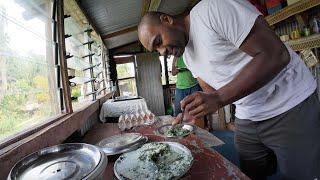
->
[183,0,317,121]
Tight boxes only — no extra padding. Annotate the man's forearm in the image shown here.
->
[172,57,178,76]
[217,49,289,107]
[197,78,216,92]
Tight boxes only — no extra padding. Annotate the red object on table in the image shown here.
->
[83,123,250,180]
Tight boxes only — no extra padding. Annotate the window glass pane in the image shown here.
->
[64,9,93,105]
[116,63,135,79]
[64,0,107,105]
[118,78,137,97]
[0,0,60,141]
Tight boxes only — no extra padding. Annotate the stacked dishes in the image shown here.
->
[97,133,148,156]
[7,143,108,180]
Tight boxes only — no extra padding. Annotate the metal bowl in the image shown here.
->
[8,143,108,180]
[155,124,196,138]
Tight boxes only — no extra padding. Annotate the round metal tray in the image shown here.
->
[114,142,193,180]
[97,133,148,155]
[8,143,108,180]
[99,136,148,155]
[155,123,196,138]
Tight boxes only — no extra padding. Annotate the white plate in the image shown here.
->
[114,142,193,180]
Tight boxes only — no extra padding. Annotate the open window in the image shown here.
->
[116,62,137,97]
[0,0,61,141]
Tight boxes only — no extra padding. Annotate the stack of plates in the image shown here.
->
[8,143,108,180]
[97,133,148,155]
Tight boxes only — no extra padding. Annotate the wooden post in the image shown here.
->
[164,55,169,86]
[218,108,226,129]
[141,0,151,17]
[57,0,72,113]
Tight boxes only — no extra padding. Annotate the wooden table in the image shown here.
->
[83,121,249,180]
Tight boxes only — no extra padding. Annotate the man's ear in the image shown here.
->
[160,14,173,25]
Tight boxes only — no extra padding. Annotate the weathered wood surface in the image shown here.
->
[0,93,113,180]
[136,53,165,116]
[83,121,248,179]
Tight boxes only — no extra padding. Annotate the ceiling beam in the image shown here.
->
[141,0,161,16]
[101,26,137,39]
[141,0,151,17]
[148,0,162,11]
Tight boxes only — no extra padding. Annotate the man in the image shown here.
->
[137,0,320,179]
[171,56,201,116]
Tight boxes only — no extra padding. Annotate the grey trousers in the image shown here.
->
[235,92,320,180]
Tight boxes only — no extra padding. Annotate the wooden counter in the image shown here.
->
[83,121,249,180]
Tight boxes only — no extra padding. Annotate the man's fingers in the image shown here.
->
[189,105,205,116]
[185,98,202,112]
[172,113,183,125]
[180,92,201,110]
[193,111,207,119]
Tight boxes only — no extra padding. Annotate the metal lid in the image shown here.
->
[8,143,105,180]
[97,133,147,155]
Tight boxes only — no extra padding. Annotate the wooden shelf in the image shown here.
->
[285,34,320,51]
[266,0,320,26]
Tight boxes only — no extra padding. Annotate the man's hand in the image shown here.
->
[181,91,223,119]
[172,112,196,125]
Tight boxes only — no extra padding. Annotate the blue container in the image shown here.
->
[267,4,282,15]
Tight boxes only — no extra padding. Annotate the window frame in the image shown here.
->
[0,0,66,146]
[0,0,111,150]
[116,61,138,96]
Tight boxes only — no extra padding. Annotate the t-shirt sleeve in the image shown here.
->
[190,71,198,79]
[176,57,186,68]
[207,0,261,48]
[182,54,198,78]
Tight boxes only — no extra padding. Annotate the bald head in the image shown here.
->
[138,11,189,57]
[138,12,170,52]
[139,11,165,28]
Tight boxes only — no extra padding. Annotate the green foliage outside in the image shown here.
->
[0,6,58,141]
[117,63,134,79]
[72,86,82,99]
[116,63,137,96]
[0,54,57,140]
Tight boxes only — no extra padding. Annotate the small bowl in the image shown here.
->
[155,124,195,138]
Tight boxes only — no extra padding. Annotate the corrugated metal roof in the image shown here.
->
[79,0,193,48]
[158,0,190,15]
[79,0,143,36]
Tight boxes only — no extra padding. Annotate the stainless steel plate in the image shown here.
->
[155,124,195,138]
[8,143,107,180]
[97,133,150,155]
[100,136,148,155]
[114,142,193,180]
[98,133,142,148]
